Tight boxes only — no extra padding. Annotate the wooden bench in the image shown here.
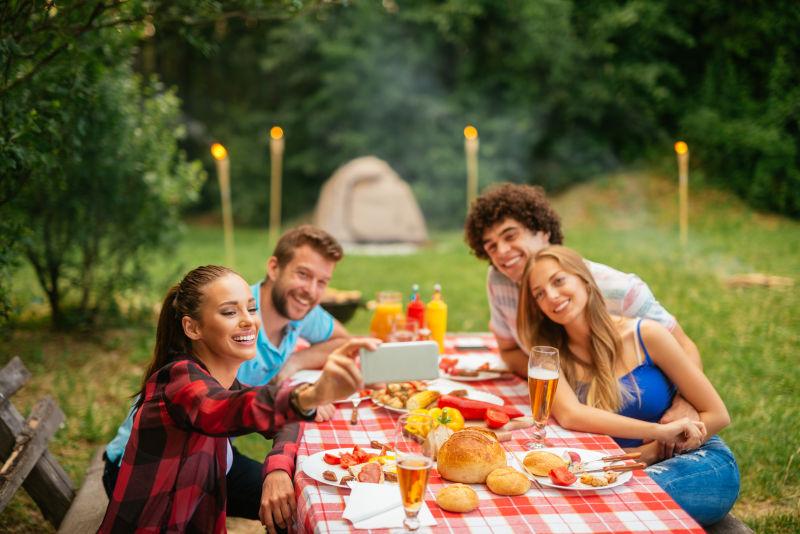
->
[0,356,109,532]
[0,357,75,528]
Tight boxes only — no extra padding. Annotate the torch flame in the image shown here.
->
[674,141,688,155]
[210,143,228,161]
[464,125,478,140]
[270,126,284,140]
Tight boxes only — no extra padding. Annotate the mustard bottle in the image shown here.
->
[425,283,447,353]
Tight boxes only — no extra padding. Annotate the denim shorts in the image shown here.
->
[645,435,740,525]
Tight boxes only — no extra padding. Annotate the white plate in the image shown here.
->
[440,354,509,382]
[333,391,372,405]
[372,379,504,413]
[512,447,633,491]
[300,447,390,488]
[440,370,503,382]
[453,337,494,350]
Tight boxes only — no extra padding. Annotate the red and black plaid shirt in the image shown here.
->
[98,356,311,533]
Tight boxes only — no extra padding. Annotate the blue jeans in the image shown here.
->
[645,435,740,526]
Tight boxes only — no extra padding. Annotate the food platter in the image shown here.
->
[512,447,633,491]
[371,379,505,414]
[439,354,510,382]
[300,447,390,488]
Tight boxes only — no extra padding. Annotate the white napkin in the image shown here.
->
[342,482,437,530]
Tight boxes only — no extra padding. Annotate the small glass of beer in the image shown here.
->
[393,413,434,531]
[527,346,560,449]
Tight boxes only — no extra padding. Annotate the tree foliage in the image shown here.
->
[151,0,799,227]
[12,58,205,326]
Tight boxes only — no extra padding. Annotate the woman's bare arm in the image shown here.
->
[640,321,730,438]
[551,378,703,446]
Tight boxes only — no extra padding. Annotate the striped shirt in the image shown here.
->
[488,261,676,349]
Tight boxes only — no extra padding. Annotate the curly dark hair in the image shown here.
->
[464,183,564,260]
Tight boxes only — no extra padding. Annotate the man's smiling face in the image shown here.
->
[482,218,550,283]
[268,245,334,321]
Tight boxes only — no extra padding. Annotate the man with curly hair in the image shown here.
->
[464,183,702,456]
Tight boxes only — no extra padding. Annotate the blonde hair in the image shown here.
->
[517,246,637,412]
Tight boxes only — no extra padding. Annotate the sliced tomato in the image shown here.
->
[323,453,341,465]
[352,445,369,463]
[484,407,510,429]
[548,466,577,486]
[339,453,358,469]
[439,357,458,373]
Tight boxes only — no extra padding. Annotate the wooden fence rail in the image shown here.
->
[0,357,75,528]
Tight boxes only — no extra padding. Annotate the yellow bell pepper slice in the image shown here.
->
[428,406,464,431]
[404,410,433,437]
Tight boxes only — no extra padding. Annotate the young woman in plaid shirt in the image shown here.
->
[98,265,374,533]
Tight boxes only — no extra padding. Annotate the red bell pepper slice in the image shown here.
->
[437,394,524,420]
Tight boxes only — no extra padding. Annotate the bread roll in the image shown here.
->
[523,451,567,477]
[435,484,479,513]
[437,429,506,483]
[486,467,531,496]
[462,426,498,441]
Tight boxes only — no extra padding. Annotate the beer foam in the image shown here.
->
[528,367,559,380]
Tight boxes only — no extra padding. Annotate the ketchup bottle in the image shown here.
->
[406,284,425,333]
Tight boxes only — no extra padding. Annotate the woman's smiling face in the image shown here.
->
[189,273,261,362]
[529,257,588,325]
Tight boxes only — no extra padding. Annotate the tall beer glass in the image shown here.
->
[394,413,434,531]
[527,346,560,449]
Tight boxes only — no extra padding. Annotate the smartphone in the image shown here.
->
[360,341,440,384]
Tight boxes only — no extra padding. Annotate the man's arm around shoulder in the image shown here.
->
[494,331,528,378]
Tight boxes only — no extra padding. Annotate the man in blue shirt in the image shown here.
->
[103,225,350,532]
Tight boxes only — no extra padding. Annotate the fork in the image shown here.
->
[349,395,362,425]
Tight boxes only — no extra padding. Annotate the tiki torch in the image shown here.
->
[674,141,689,247]
[269,126,285,246]
[211,142,235,267]
[464,125,479,211]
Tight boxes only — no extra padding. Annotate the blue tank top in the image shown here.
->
[575,320,676,447]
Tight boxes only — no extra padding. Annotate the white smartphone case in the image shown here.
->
[360,341,440,384]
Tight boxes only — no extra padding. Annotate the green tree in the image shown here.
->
[0,1,318,325]
[10,54,205,326]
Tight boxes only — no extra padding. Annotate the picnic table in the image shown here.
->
[293,334,703,533]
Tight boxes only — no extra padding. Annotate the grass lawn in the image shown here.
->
[2,172,798,532]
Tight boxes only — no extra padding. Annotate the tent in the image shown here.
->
[313,156,428,245]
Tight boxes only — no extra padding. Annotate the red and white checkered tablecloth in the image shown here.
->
[292,334,703,533]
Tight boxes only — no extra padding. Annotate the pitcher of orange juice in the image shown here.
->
[370,291,403,341]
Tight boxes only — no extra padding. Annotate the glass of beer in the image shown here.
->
[393,413,434,531]
[527,346,560,449]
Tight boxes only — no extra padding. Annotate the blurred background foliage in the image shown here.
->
[152,0,800,225]
[1,0,799,326]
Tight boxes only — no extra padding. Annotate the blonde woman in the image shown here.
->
[518,246,739,525]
